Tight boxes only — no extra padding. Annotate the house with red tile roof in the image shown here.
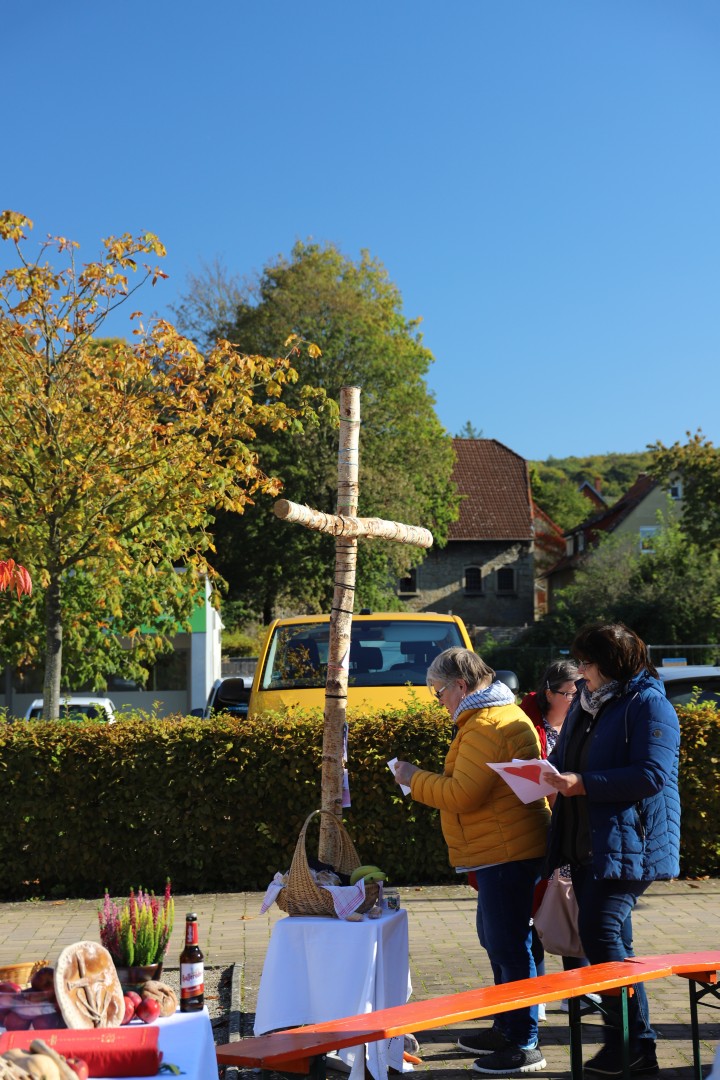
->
[398,439,538,633]
[542,473,683,612]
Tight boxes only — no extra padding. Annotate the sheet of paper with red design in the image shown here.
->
[486,758,559,803]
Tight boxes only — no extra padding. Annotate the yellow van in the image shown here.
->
[248,612,474,716]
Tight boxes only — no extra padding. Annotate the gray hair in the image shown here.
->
[535,658,580,716]
[427,647,495,691]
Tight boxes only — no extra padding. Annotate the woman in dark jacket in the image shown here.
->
[544,623,680,1079]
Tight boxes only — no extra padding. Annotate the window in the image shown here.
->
[398,567,418,594]
[146,649,189,691]
[639,526,660,554]
[669,478,683,501]
[464,566,483,593]
[496,567,516,594]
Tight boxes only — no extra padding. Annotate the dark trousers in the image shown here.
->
[475,857,544,1049]
[571,864,656,1051]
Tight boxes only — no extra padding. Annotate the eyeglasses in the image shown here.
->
[433,684,448,701]
[552,689,577,699]
[576,660,594,671]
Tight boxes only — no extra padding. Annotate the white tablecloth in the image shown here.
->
[255,907,412,1080]
[95,1008,216,1079]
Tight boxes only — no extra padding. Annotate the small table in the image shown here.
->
[96,1008,216,1079]
[255,907,412,1080]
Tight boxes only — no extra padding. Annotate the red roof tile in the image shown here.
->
[449,439,533,541]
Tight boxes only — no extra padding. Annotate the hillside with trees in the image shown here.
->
[529,449,655,531]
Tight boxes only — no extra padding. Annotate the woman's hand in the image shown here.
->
[394,760,420,787]
[544,770,586,797]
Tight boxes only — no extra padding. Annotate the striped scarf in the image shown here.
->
[453,679,516,721]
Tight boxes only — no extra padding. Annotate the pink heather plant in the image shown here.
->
[98,880,174,967]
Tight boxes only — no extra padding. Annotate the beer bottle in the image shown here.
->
[179,912,204,1012]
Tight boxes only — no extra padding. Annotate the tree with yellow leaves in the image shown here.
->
[0,212,329,718]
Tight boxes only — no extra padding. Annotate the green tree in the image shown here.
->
[528,524,720,647]
[456,421,484,438]
[650,430,720,550]
[0,212,327,717]
[529,465,590,531]
[176,241,458,622]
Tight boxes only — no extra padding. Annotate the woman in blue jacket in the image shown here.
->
[544,623,680,1079]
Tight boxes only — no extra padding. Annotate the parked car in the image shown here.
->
[248,612,478,716]
[24,696,116,722]
[657,665,720,707]
[201,676,252,718]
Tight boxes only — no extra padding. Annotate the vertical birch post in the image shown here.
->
[319,387,360,860]
[273,386,434,864]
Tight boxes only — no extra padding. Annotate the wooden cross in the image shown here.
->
[273,385,433,863]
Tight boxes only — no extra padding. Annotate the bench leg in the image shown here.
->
[567,997,585,1080]
[619,987,630,1080]
[310,1055,327,1080]
[687,979,720,1080]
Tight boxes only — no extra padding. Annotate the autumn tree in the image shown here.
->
[0,212,328,718]
[175,242,458,622]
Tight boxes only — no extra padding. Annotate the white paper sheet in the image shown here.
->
[387,757,411,795]
[486,757,558,803]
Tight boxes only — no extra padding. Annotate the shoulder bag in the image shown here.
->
[532,870,585,958]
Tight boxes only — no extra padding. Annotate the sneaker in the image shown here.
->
[584,1046,659,1077]
[472,1047,546,1075]
[560,992,602,1014]
[537,1003,546,1022]
[458,1028,512,1055]
[404,1034,420,1056]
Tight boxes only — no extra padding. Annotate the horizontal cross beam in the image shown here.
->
[273,499,433,549]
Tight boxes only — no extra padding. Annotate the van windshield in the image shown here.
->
[261,620,464,690]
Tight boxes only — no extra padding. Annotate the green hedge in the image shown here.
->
[0,700,717,900]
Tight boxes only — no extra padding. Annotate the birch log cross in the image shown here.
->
[273,385,434,864]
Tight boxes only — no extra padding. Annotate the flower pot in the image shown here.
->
[113,962,164,993]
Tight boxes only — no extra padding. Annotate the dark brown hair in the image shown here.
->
[571,622,658,683]
[535,658,580,716]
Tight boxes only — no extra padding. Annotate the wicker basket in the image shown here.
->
[276,809,380,918]
[0,960,49,987]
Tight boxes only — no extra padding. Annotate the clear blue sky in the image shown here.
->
[4,1,719,462]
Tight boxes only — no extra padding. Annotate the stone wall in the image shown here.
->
[400,540,535,628]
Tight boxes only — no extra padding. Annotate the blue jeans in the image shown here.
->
[475,857,544,1049]
[571,864,656,1051]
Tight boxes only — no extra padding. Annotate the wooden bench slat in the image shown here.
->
[634,951,720,981]
[216,958,672,1068]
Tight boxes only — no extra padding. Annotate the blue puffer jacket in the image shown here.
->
[547,670,681,881]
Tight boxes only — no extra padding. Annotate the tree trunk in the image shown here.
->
[43,570,63,720]
[319,386,360,864]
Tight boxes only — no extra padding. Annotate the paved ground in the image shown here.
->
[1,879,718,1078]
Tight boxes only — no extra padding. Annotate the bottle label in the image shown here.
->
[180,962,204,998]
[185,921,199,946]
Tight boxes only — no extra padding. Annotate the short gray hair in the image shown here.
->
[427,647,495,691]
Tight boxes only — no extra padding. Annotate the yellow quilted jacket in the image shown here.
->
[410,703,551,868]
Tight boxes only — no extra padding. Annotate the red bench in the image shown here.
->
[634,951,720,1080]
[217,957,674,1080]
[216,951,720,1080]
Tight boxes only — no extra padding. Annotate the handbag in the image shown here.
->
[532,870,585,958]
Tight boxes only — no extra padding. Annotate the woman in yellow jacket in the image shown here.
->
[394,648,550,1077]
